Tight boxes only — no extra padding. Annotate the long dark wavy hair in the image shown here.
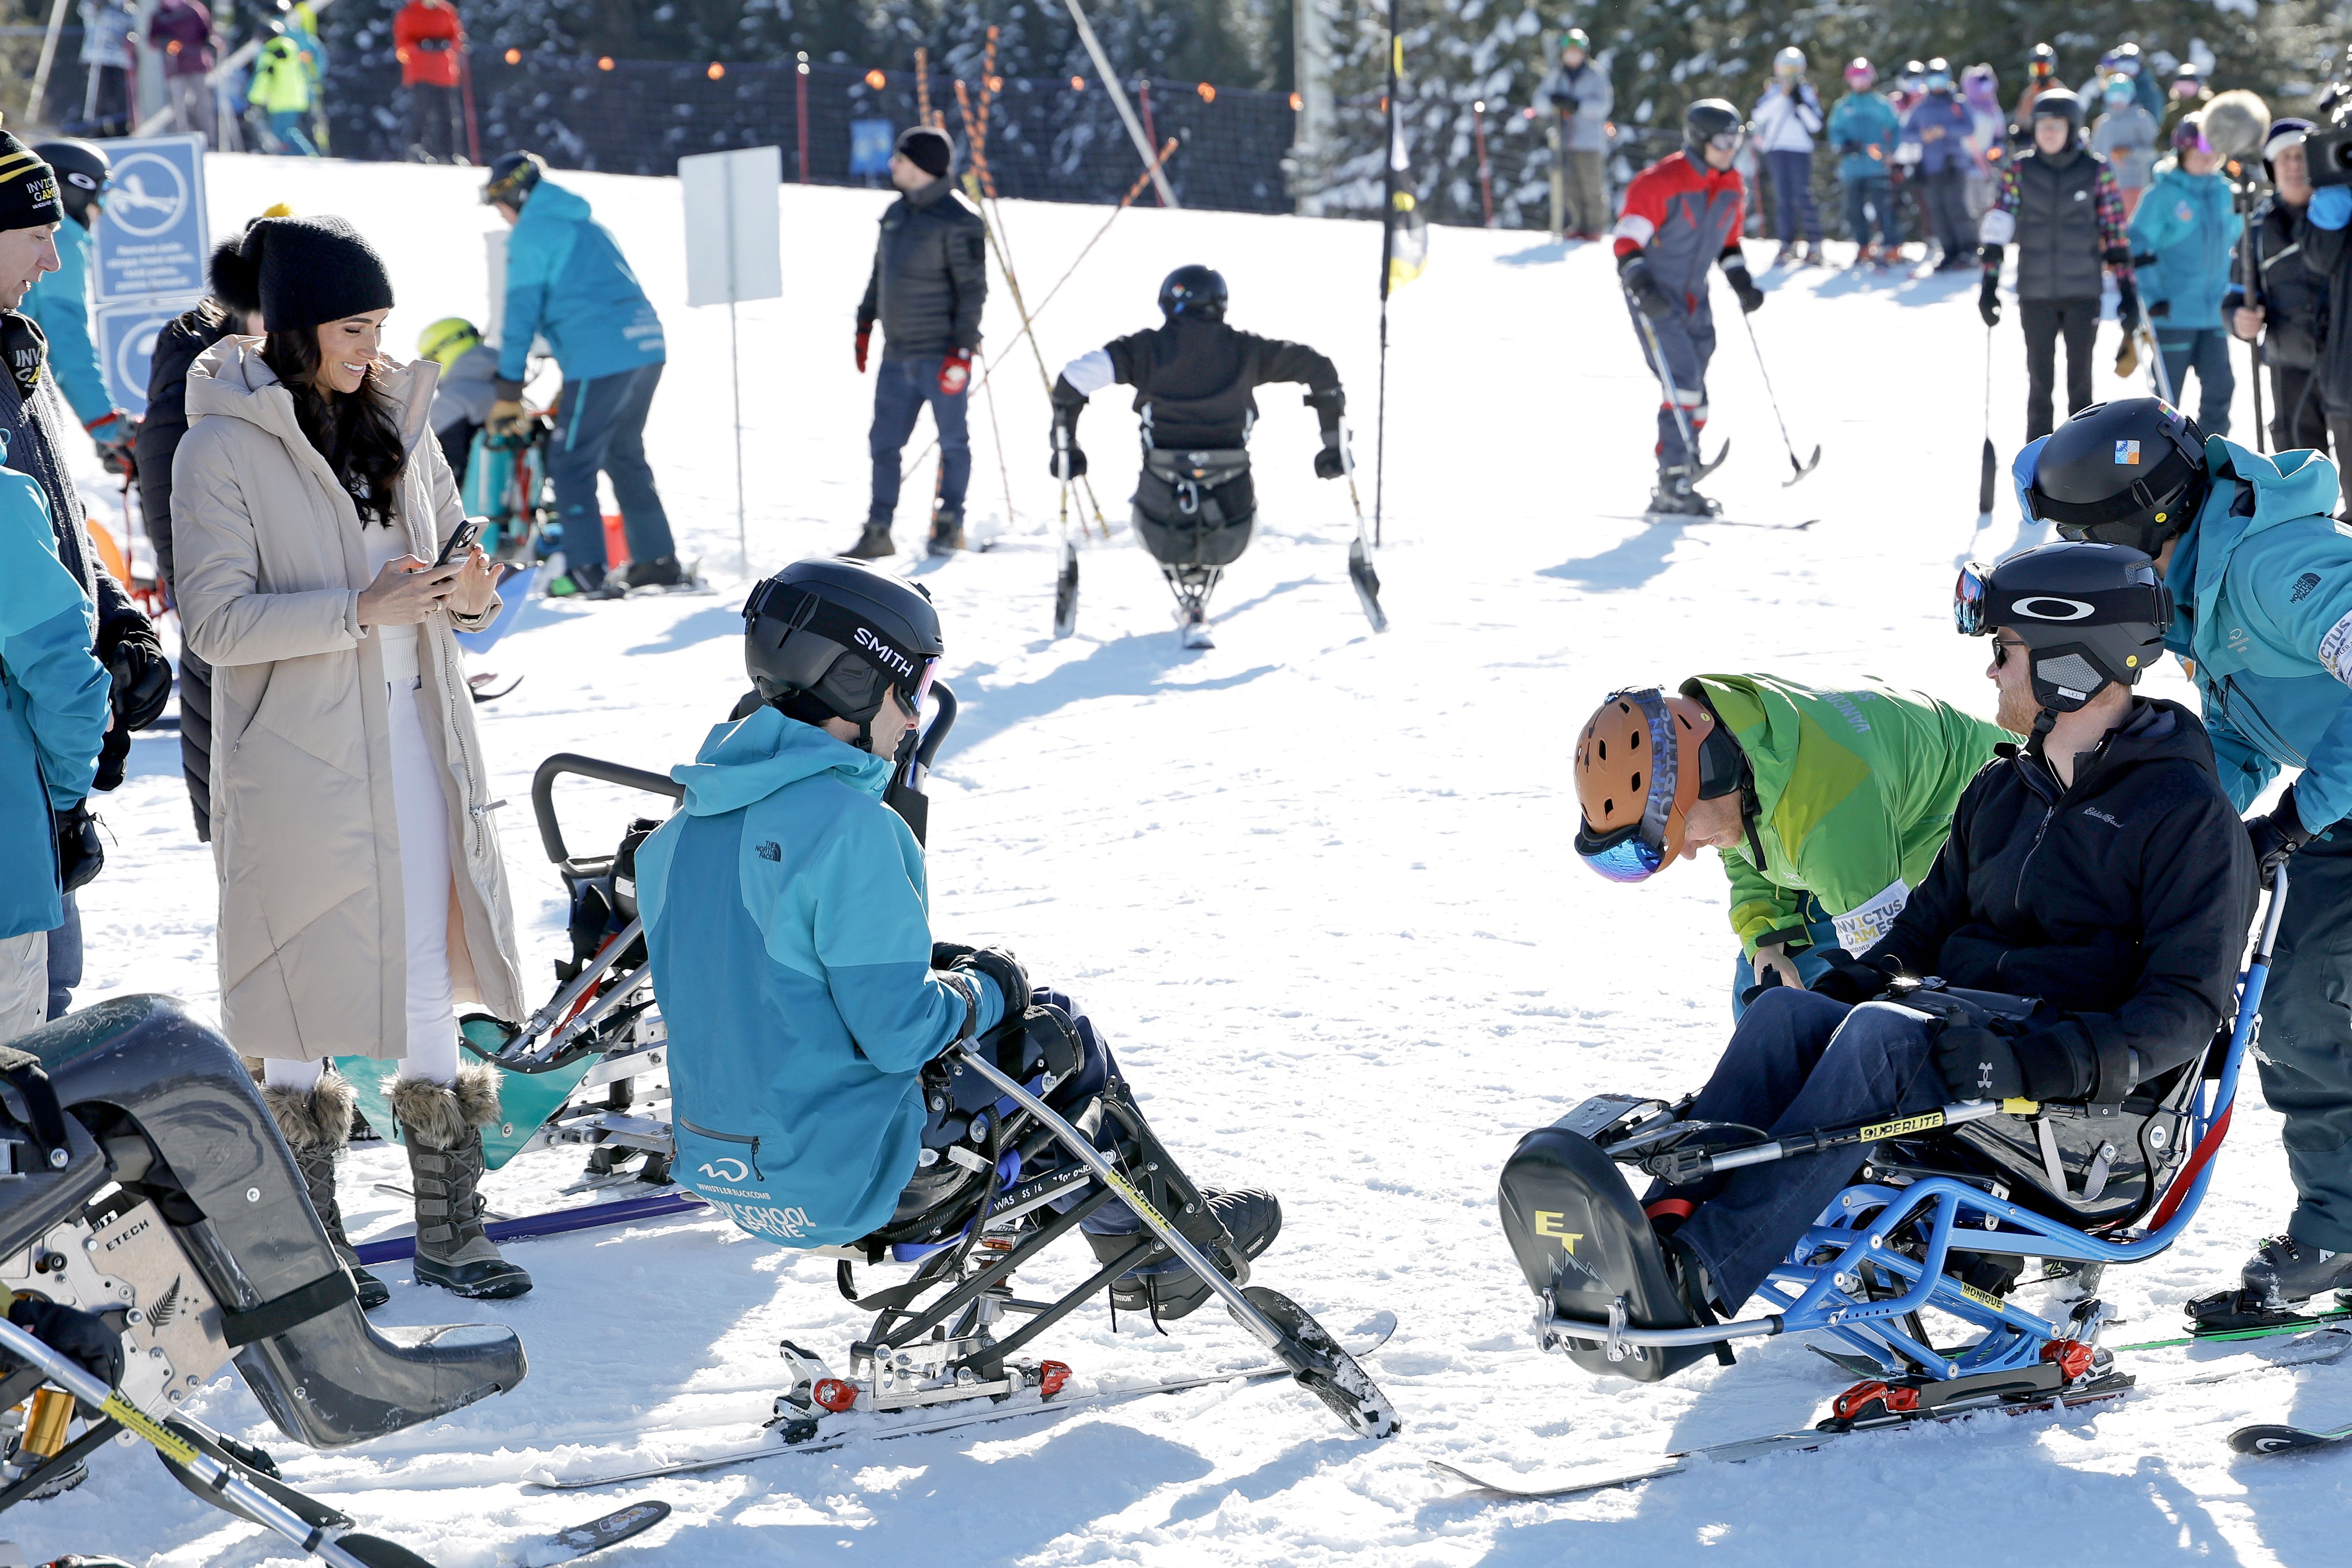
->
[259,328,405,527]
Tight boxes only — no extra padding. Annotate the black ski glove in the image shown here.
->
[53,801,102,893]
[1314,433,1347,480]
[1049,382,1088,479]
[97,616,172,732]
[2248,792,2314,879]
[1977,271,2002,329]
[7,1296,124,1403]
[1048,441,1088,480]
[1722,262,1765,315]
[2149,299,2170,320]
[2117,279,2143,336]
[1808,948,1903,1006]
[1934,1024,2029,1101]
[91,724,129,795]
[1619,254,1674,319]
[950,946,1031,1035]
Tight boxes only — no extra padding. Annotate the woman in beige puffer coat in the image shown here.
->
[173,214,532,1305]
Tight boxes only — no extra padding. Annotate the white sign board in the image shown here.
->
[91,134,210,304]
[679,147,784,308]
[95,297,201,416]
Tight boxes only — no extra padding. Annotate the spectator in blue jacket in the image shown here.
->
[481,151,677,599]
[1828,58,1902,265]
[1900,61,1978,269]
[0,446,109,1041]
[19,141,130,473]
[2129,114,2243,434]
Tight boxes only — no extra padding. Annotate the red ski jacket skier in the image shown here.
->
[1614,100,1764,516]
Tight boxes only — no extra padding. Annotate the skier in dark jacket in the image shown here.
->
[1620,542,2254,1321]
[2293,142,2352,512]
[843,127,988,561]
[1977,89,2141,441]
[136,229,259,843]
[2223,120,2327,456]
[0,133,170,1016]
[1614,99,1763,518]
[1046,265,1346,645]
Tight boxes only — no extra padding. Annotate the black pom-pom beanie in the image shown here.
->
[235,215,394,332]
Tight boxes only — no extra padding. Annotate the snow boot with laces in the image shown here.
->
[394,1065,532,1300]
[261,1069,391,1310]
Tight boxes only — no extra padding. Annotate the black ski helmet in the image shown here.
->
[32,139,108,226]
[742,558,945,749]
[481,151,545,209]
[2031,88,2085,134]
[1158,264,1227,322]
[2026,397,2208,556]
[1957,541,2172,717]
[1684,99,1743,157]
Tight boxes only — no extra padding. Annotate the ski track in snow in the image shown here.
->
[24,155,2350,1565]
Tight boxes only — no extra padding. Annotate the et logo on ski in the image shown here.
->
[1533,1211,1584,1254]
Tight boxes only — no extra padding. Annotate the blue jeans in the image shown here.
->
[2155,326,2235,437]
[1842,174,1901,249]
[1729,891,1839,1019]
[549,362,674,573]
[1765,149,1822,244]
[1657,991,1943,1308]
[868,356,970,524]
[266,109,317,156]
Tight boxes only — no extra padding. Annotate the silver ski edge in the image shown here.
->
[533,1313,1396,1491]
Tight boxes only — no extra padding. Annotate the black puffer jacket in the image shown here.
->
[1061,319,1341,451]
[1864,699,2258,1101]
[855,177,987,359]
[2225,197,2325,373]
[133,304,233,842]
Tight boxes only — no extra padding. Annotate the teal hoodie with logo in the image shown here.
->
[636,706,1005,1248]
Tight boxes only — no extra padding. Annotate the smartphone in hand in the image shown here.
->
[433,517,486,569]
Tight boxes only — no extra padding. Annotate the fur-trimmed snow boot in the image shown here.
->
[392,1065,532,1300]
[262,1070,391,1310]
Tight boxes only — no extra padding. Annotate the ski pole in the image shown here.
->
[1735,305,1822,486]
[2142,324,2176,405]
[1979,322,1998,516]
[1338,419,1387,633]
[1052,449,1078,639]
[0,1316,431,1568]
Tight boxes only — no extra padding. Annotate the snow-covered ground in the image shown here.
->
[22,153,2342,1565]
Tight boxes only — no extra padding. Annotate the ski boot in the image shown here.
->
[549,560,625,599]
[623,554,687,591]
[1771,242,1799,268]
[1084,1189,1282,1321]
[394,1066,533,1300]
[1850,244,1877,270]
[262,1070,391,1310]
[1647,465,1721,518]
[841,522,896,561]
[927,511,966,557]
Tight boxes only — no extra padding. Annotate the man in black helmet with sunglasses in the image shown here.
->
[2015,394,2352,1318]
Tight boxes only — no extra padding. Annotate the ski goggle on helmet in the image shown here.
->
[1572,688,1742,883]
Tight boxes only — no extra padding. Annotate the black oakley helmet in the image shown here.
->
[31,139,108,225]
[2026,397,2208,556]
[1158,264,1227,322]
[1684,98,1744,156]
[742,558,945,749]
[1956,540,2173,717]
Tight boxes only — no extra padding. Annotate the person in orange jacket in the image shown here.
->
[394,0,465,163]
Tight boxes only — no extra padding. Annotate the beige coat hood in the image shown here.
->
[172,337,524,1060]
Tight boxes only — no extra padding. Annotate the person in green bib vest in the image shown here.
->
[1573,675,2014,1014]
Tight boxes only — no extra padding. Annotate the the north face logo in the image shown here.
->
[755,840,781,861]
[2294,573,2322,603]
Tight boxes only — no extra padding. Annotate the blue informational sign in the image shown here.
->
[94,298,199,417]
[850,119,896,178]
[90,134,210,305]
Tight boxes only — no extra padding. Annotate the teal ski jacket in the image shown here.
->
[2153,438,2352,825]
[1826,90,1901,184]
[2128,164,2243,333]
[0,438,108,938]
[497,180,665,385]
[636,706,1005,1248]
[20,219,114,427]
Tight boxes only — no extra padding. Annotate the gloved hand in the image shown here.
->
[2247,792,2313,879]
[92,725,128,795]
[855,325,872,373]
[53,801,102,892]
[938,348,973,397]
[1934,1024,2029,1101]
[1314,433,1348,479]
[2149,299,2170,320]
[486,378,529,437]
[1978,271,2002,328]
[2117,279,2143,336]
[1050,419,1087,479]
[1837,140,1863,157]
[6,1296,123,1401]
[2309,182,2352,232]
[98,617,171,732]
[1722,262,1765,314]
[1619,255,1674,319]
[950,946,1031,1035]
[85,409,134,478]
[1806,947,1901,1006]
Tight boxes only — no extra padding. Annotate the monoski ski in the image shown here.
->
[1597,512,1819,531]
[531,1312,1396,1492]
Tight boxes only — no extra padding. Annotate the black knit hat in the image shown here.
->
[210,215,394,332]
[0,131,62,233]
[896,125,952,179]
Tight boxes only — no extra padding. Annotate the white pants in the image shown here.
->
[0,932,46,1045]
[264,679,458,1092]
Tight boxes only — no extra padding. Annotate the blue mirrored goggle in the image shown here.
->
[1576,826,1669,883]
[1954,561,1991,636]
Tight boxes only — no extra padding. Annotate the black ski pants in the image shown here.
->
[2020,296,2102,442]
[1650,990,1944,1310]
[2328,411,2352,517]
[1919,168,1974,263]
[2270,362,2331,457]
[2256,832,2352,1252]
[1626,298,1715,470]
